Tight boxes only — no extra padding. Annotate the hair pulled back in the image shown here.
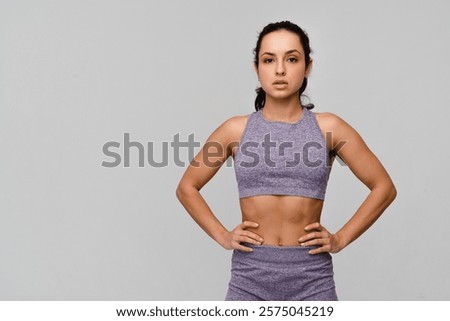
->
[253,21,314,111]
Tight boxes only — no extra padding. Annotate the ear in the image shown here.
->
[305,59,313,77]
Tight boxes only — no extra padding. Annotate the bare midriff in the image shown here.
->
[240,195,324,247]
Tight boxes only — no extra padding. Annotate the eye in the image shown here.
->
[288,57,298,62]
[263,58,273,63]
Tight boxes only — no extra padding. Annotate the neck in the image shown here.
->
[262,96,303,122]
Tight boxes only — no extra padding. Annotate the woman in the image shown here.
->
[176,21,397,301]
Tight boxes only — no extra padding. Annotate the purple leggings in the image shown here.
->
[225,242,338,301]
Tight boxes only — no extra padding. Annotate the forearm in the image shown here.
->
[176,184,228,246]
[335,182,397,250]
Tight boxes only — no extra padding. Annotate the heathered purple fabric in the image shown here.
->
[234,107,332,200]
[225,242,338,301]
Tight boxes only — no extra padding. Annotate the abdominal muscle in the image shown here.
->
[239,195,324,247]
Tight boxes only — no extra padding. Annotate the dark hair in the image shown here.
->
[253,21,314,111]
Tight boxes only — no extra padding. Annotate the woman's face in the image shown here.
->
[255,29,312,102]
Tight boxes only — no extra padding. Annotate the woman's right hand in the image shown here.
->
[220,221,264,252]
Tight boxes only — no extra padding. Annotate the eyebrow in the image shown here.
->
[261,49,303,56]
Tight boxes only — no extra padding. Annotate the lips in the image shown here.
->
[273,80,288,85]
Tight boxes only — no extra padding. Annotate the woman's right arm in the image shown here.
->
[175,116,263,252]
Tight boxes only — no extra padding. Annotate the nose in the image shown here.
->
[275,61,286,76]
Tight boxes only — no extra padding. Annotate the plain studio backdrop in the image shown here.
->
[1,0,449,300]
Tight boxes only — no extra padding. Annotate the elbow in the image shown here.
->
[384,181,397,205]
[175,183,185,201]
[372,179,397,205]
[389,183,397,203]
[176,181,195,202]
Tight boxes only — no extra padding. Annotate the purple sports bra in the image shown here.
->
[233,106,332,200]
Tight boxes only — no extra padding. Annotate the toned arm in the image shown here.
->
[329,113,397,250]
[176,115,264,252]
[300,112,397,253]
[175,116,240,247]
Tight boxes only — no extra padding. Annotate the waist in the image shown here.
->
[240,195,323,246]
[243,227,315,246]
[233,242,332,268]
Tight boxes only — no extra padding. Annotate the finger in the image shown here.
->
[239,230,264,243]
[304,222,321,231]
[235,233,264,246]
[298,231,327,243]
[300,237,331,247]
[242,221,259,229]
[234,242,254,252]
[308,244,331,255]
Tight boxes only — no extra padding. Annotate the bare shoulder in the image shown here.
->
[312,111,361,138]
[312,111,347,131]
[223,114,251,130]
[312,110,368,162]
[213,114,251,142]
[201,113,250,155]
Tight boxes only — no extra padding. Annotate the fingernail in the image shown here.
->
[260,238,264,242]
[300,243,305,246]
[308,250,312,254]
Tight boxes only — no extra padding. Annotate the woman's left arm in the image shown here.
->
[299,113,397,254]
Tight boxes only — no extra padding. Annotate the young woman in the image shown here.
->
[176,21,397,301]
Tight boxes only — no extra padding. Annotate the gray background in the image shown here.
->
[1,0,449,300]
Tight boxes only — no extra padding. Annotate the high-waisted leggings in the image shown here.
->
[225,242,338,301]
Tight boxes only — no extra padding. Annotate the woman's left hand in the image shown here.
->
[298,222,343,254]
